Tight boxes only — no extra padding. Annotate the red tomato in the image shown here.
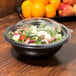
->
[45,39,50,44]
[24,37,30,44]
[19,35,26,41]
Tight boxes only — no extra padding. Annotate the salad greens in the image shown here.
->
[9,23,63,44]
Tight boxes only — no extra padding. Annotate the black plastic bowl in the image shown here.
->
[3,18,70,57]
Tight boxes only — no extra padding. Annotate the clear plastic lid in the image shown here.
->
[3,18,70,48]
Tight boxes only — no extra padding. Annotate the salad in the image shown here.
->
[9,23,63,45]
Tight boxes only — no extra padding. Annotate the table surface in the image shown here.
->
[0,13,76,76]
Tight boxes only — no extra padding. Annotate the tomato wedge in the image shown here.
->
[19,35,26,41]
[24,37,30,44]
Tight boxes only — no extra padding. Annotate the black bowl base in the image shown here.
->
[12,45,62,57]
